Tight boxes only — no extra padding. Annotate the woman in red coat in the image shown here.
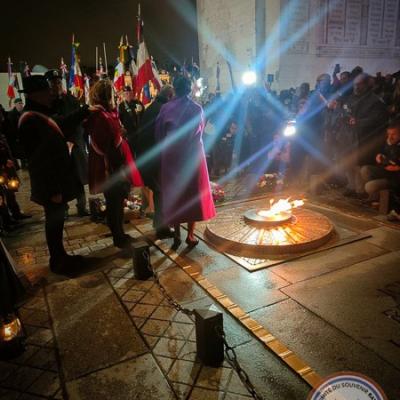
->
[155,76,216,249]
[84,79,143,249]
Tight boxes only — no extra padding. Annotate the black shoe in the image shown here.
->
[49,255,85,276]
[156,227,174,239]
[114,234,135,249]
[186,237,199,248]
[14,213,32,220]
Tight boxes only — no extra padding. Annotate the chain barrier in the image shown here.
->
[143,252,194,319]
[216,326,265,400]
[142,250,264,400]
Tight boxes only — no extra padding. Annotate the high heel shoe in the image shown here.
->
[185,237,199,248]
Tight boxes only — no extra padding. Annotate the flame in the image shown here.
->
[257,198,305,218]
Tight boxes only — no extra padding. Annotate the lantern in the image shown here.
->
[0,314,25,359]
[7,179,19,191]
[0,175,6,185]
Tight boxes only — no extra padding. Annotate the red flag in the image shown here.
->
[7,57,17,103]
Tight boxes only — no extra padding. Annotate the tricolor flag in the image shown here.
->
[114,36,127,92]
[84,74,90,105]
[126,35,138,92]
[135,4,160,104]
[7,57,18,105]
[69,35,84,99]
[60,57,68,93]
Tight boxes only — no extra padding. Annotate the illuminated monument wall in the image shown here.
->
[197,0,400,91]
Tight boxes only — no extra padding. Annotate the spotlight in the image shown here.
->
[0,314,25,359]
[283,120,296,137]
[241,70,257,86]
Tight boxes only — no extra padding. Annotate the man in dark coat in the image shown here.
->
[135,85,174,238]
[45,70,90,217]
[342,73,388,195]
[18,76,91,274]
[118,86,144,155]
[4,98,25,168]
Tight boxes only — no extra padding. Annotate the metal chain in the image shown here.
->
[143,252,194,319]
[142,250,264,400]
[216,326,265,400]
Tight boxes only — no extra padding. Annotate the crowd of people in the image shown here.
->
[0,63,399,275]
[202,65,400,214]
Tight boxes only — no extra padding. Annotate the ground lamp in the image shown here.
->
[0,239,26,359]
[7,178,20,191]
[0,175,6,185]
[241,70,257,86]
[283,120,297,137]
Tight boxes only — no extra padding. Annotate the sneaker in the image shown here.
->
[387,210,400,222]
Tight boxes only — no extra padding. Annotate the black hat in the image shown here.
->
[14,98,23,104]
[19,75,50,94]
[44,69,62,81]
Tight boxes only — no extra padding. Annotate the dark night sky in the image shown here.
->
[0,0,198,72]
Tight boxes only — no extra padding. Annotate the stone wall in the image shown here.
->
[197,0,400,92]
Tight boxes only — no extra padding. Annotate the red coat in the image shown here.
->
[155,96,216,225]
[84,108,143,194]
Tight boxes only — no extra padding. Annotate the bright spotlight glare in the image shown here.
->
[283,123,296,137]
[196,77,204,87]
[194,91,202,98]
[242,71,257,86]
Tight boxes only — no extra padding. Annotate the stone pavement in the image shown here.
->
[1,171,400,399]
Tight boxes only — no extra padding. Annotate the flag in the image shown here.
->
[69,35,84,99]
[84,74,90,104]
[114,36,127,92]
[6,57,19,106]
[60,57,68,93]
[216,62,221,93]
[151,57,162,89]
[126,35,138,91]
[135,4,159,103]
[98,57,105,78]
[23,62,31,77]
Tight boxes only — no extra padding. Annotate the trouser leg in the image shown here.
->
[5,190,21,218]
[76,187,87,213]
[104,184,127,245]
[44,203,67,261]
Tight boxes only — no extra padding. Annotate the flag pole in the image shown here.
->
[103,42,109,76]
[96,46,98,74]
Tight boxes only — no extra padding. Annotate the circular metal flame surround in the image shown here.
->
[205,207,334,258]
[243,209,294,227]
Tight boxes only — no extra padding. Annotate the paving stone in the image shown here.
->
[28,370,60,397]
[224,393,252,399]
[66,353,175,400]
[140,287,165,305]
[233,340,310,400]
[46,272,147,381]
[143,334,160,349]
[155,356,175,374]
[282,251,400,370]
[172,383,192,400]
[226,372,252,396]
[25,347,58,371]
[250,298,400,400]
[1,366,42,391]
[150,305,177,321]
[0,361,19,382]
[130,304,157,319]
[153,337,186,358]
[9,344,40,365]
[270,240,388,283]
[163,321,194,341]
[158,267,208,305]
[168,359,201,385]
[204,265,288,313]
[24,326,53,347]
[0,390,21,400]
[178,341,198,362]
[140,319,170,337]
[132,317,146,328]
[365,226,400,251]
[188,387,225,400]
[196,366,232,391]
[122,289,146,303]
[21,296,47,311]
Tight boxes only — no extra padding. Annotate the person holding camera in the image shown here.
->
[360,119,400,199]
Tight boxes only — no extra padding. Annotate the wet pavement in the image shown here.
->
[1,171,400,399]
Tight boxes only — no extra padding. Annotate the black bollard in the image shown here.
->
[194,308,224,366]
[132,241,153,280]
